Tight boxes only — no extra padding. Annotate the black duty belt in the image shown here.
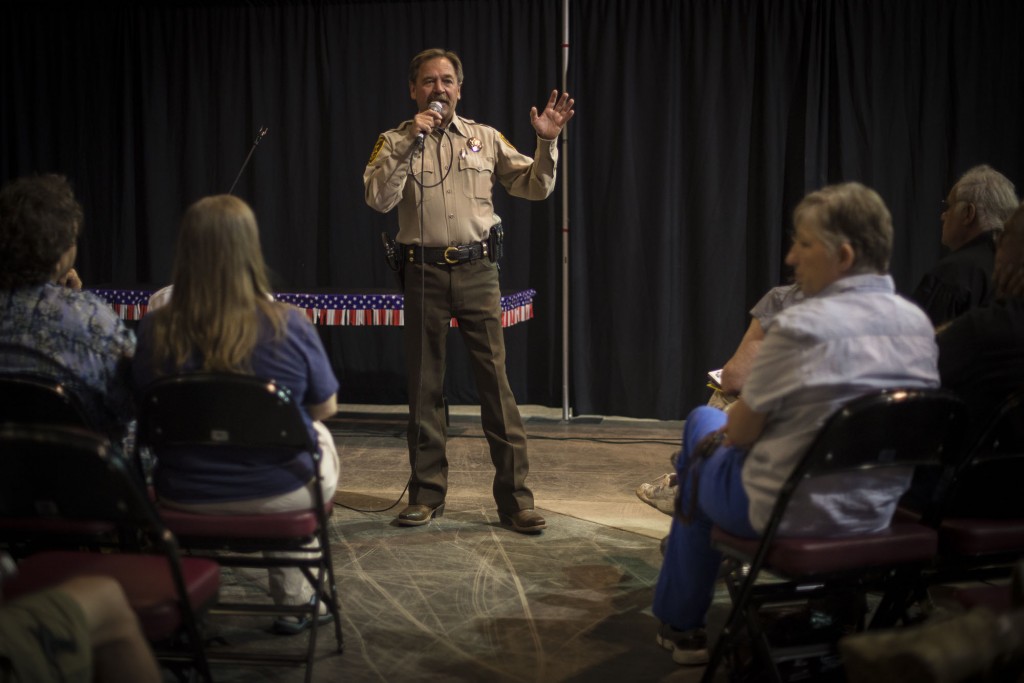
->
[400,241,489,266]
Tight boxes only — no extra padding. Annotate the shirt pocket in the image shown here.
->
[409,154,438,182]
[459,153,494,199]
[409,155,438,206]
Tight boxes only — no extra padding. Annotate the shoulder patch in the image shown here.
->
[498,133,518,152]
[367,135,386,165]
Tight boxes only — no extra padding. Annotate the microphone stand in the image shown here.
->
[227,126,269,195]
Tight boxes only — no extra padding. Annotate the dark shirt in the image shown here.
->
[937,298,1024,434]
[931,299,1024,517]
[912,232,997,327]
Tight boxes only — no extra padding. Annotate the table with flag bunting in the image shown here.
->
[89,288,537,328]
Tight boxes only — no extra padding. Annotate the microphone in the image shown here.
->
[416,101,446,146]
[227,126,269,195]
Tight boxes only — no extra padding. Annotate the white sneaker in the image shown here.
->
[636,473,677,516]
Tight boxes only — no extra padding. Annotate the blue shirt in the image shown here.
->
[0,283,135,437]
[133,306,339,503]
[741,274,939,535]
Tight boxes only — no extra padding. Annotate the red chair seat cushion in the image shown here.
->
[158,506,325,539]
[711,522,938,576]
[3,551,220,640]
[939,517,1024,556]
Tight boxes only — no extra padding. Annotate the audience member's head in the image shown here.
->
[941,165,1018,251]
[994,202,1024,300]
[154,194,282,372]
[170,194,274,307]
[788,182,893,295]
[0,174,83,289]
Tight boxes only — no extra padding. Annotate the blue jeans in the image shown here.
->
[652,406,758,630]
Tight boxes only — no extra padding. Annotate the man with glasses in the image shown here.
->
[911,164,1018,328]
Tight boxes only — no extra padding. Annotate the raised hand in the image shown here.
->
[530,90,575,140]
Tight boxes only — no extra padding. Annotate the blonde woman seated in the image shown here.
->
[132,195,339,635]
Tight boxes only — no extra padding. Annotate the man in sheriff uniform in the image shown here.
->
[363,48,574,533]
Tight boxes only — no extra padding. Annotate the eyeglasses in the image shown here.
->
[941,198,965,212]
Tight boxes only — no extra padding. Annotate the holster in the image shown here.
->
[381,232,405,289]
[381,232,400,272]
[487,223,504,263]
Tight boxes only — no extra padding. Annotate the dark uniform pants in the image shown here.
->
[402,258,533,514]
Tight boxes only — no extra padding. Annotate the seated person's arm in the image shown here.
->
[720,319,766,395]
[723,397,767,448]
[307,393,338,421]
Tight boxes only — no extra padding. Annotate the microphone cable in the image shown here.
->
[337,124,452,515]
[409,127,454,189]
[405,125,453,508]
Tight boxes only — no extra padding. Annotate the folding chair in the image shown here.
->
[701,388,970,683]
[0,374,91,426]
[917,389,1024,612]
[0,375,123,557]
[136,373,343,683]
[0,372,148,484]
[0,423,220,682]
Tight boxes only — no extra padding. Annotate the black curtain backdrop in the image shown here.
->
[2,0,1023,420]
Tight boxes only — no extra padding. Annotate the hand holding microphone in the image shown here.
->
[415,101,446,146]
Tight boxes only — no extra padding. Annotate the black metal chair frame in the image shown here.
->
[701,388,970,683]
[0,372,148,486]
[0,373,91,426]
[0,374,132,557]
[0,423,217,682]
[918,389,1024,593]
[136,372,343,682]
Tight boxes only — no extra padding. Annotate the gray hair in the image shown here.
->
[953,165,1018,232]
[793,182,893,274]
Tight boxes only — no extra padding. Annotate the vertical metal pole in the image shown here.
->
[560,0,571,422]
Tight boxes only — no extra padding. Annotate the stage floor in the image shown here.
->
[159,405,1013,682]
[191,405,728,682]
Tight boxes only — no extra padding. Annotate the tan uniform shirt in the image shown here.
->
[364,113,558,246]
